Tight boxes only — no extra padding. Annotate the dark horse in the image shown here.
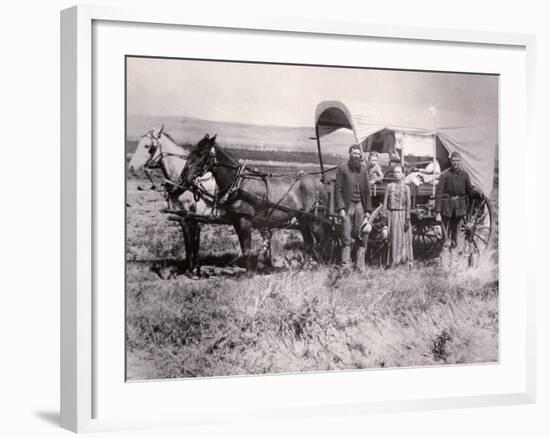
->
[181,134,328,271]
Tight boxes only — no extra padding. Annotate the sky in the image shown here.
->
[126,56,498,129]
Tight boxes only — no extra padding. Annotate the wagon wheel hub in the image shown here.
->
[464,221,476,239]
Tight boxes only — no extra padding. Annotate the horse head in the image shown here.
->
[128,128,163,174]
[181,133,217,186]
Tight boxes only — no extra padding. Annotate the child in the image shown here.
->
[367,151,384,185]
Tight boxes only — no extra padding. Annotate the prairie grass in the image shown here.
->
[126,179,498,380]
[127,257,498,379]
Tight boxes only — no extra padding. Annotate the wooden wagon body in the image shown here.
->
[313,100,497,263]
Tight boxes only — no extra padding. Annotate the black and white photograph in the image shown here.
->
[125,56,498,380]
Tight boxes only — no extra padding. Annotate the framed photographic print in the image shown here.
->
[61,5,536,433]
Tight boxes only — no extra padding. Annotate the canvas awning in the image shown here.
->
[315,100,497,196]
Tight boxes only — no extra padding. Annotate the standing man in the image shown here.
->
[435,151,475,249]
[335,144,372,271]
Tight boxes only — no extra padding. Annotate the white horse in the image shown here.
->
[128,126,216,212]
[128,126,217,275]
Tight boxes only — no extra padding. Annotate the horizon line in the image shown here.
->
[127,112,315,130]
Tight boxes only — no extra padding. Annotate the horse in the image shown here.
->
[128,126,217,275]
[180,133,328,272]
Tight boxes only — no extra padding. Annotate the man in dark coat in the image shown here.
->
[335,144,372,270]
[435,151,476,249]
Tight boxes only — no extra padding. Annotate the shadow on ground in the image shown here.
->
[34,411,59,427]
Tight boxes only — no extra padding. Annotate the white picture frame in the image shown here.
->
[60,4,536,433]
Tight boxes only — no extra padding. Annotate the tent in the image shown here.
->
[314,100,497,196]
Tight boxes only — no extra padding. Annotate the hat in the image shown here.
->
[360,218,372,236]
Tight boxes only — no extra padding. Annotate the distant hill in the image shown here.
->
[126,114,355,155]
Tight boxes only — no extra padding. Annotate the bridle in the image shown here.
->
[143,135,161,168]
[142,132,188,172]
[188,146,218,180]
[140,132,194,200]
[179,145,220,202]
[144,133,189,169]
[184,142,250,206]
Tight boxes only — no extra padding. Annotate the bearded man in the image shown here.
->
[334,144,372,271]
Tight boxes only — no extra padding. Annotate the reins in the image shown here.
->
[156,138,336,221]
[192,145,317,222]
[216,161,338,179]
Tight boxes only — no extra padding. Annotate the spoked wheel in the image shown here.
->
[324,233,343,264]
[412,219,445,259]
[315,219,343,264]
[365,205,388,266]
[456,195,494,266]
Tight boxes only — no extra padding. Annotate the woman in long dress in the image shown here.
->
[383,165,414,268]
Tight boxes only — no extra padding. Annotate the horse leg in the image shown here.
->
[235,218,254,272]
[180,220,193,273]
[267,229,272,262]
[298,220,315,267]
[191,221,201,277]
[310,220,326,262]
[258,228,273,269]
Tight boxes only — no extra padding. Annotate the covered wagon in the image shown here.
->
[313,100,497,264]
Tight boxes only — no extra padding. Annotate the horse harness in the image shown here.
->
[144,135,188,171]
[142,135,213,203]
[184,149,309,222]
[149,140,330,226]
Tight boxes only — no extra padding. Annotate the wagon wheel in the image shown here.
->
[316,218,343,264]
[365,205,388,266]
[456,194,494,266]
[412,220,445,259]
[325,228,343,264]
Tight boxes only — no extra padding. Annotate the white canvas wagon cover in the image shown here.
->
[315,100,497,196]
